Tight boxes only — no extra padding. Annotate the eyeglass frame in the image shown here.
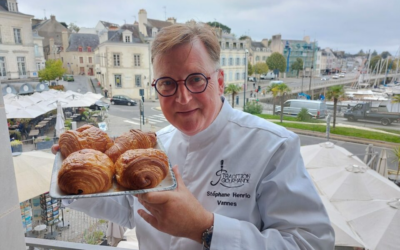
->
[151,70,219,97]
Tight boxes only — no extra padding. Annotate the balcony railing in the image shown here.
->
[25,237,136,250]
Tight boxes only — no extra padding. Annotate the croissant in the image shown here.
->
[58,149,115,195]
[105,129,157,162]
[59,124,114,158]
[115,148,168,190]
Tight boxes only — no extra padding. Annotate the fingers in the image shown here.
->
[51,144,60,155]
[172,165,184,190]
[137,209,158,229]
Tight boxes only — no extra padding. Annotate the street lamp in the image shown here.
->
[243,49,249,110]
[285,41,291,74]
[301,53,307,93]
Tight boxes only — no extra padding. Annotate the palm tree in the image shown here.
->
[224,84,242,108]
[275,83,291,123]
[393,146,400,181]
[266,83,280,115]
[391,95,400,104]
[325,85,345,129]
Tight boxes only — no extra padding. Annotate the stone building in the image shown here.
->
[243,37,271,67]
[0,0,44,82]
[31,15,69,60]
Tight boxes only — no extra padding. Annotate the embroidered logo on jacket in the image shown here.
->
[210,160,251,188]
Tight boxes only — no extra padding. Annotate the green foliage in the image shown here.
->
[38,59,66,81]
[256,114,324,123]
[290,58,303,74]
[60,22,68,28]
[369,55,382,70]
[98,219,107,224]
[10,140,22,146]
[225,84,242,108]
[381,51,392,59]
[44,136,51,141]
[247,62,254,76]
[391,95,400,104]
[64,120,72,129]
[9,130,22,140]
[326,85,345,129]
[357,49,366,56]
[68,22,80,32]
[371,50,378,56]
[243,101,263,114]
[84,230,104,245]
[253,63,269,76]
[207,21,231,33]
[239,35,250,40]
[297,108,311,121]
[266,52,286,73]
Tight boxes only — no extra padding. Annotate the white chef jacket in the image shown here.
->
[66,98,335,250]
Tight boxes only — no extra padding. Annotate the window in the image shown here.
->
[0,57,6,77]
[14,28,22,44]
[115,74,122,87]
[88,57,92,64]
[233,43,237,49]
[125,36,130,43]
[262,56,266,61]
[222,58,226,66]
[80,67,84,74]
[87,47,92,52]
[229,57,233,66]
[236,58,240,65]
[236,72,240,80]
[134,54,140,67]
[113,54,120,66]
[34,44,39,56]
[240,43,243,49]
[225,42,229,48]
[78,46,83,52]
[256,48,260,51]
[135,75,141,87]
[79,57,83,63]
[256,56,260,62]
[243,57,246,65]
[17,57,26,76]
[36,62,41,71]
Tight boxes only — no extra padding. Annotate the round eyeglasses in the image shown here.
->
[152,71,217,97]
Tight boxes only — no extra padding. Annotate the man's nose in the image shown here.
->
[175,81,192,104]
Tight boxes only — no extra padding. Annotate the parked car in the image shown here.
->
[260,72,276,80]
[248,77,256,82]
[110,95,137,106]
[339,73,345,78]
[275,99,327,119]
[62,74,75,82]
[332,74,340,79]
[321,77,330,81]
[344,102,400,125]
[89,100,110,110]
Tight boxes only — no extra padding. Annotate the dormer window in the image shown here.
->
[125,36,130,43]
[225,42,229,48]
[87,47,92,52]
[256,48,260,52]
[78,46,83,52]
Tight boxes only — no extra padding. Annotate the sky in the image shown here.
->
[19,0,400,55]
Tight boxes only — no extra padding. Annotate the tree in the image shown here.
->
[325,85,345,129]
[239,35,250,40]
[60,22,68,29]
[381,51,392,59]
[369,55,382,71]
[357,50,366,56]
[371,50,378,57]
[266,52,286,74]
[253,63,269,78]
[224,84,242,108]
[391,95,400,104]
[266,83,279,115]
[248,62,254,76]
[274,83,291,123]
[207,21,231,33]
[68,22,80,33]
[38,59,66,81]
[290,58,303,77]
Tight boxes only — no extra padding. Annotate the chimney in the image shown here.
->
[303,36,310,44]
[261,39,269,48]
[138,9,148,37]
[167,17,176,24]
[50,15,56,22]
[62,31,69,51]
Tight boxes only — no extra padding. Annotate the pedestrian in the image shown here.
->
[347,104,351,110]
[52,22,334,250]
[250,90,253,97]
[104,89,108,98]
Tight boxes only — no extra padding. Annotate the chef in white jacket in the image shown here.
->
[59,22,335,249]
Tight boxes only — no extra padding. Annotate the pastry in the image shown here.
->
[59,124,114,158]
[115,148,168,190]
[58,149,115,194]
[105,129,157,162]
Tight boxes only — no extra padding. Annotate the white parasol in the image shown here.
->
[55,101,65,137]
[334,199,400,250]
[106,221,126,247]
[12,151,54,202]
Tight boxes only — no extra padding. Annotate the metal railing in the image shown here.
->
[25,237,135,250]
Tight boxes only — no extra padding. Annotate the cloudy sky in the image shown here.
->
[19,0,400,55]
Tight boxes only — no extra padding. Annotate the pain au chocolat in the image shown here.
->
[105,129,157,162]
[115,148,168,190]
[58,149,115,195]
[59,124,114,158]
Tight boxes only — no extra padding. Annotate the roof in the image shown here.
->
[0,0,32,16]
[120,24,142,42]
[147,18,172,29]
[100,21,120,28]
[32,19,49,30]
[251,42,266,49]
[66,33,99,52]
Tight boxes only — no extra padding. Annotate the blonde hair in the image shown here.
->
[151,22,220,66]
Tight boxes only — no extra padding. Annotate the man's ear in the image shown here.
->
[217,69,224,95]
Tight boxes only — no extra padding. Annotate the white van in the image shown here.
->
[275,99,328,119]
[260,72,276,80]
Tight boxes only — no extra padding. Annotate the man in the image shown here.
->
[54,22,334,249]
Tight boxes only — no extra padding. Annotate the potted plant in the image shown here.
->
[35,136,54,150]
[10,140,23,153]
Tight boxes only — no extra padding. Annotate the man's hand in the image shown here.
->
[136,165,214,243]
[51,144,60,155]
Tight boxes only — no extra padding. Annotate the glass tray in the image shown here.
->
[49,138,177,199]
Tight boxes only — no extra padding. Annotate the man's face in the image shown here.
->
[153,39,224,136]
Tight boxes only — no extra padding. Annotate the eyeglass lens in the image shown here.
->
[156,74,207,96]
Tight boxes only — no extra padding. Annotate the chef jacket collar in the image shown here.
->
[179,96,230,151]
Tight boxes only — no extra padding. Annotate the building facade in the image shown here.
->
[0,0,43,82]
